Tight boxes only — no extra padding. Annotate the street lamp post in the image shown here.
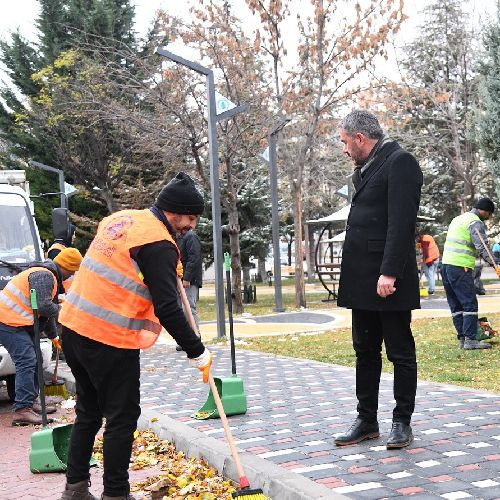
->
[264,117,292,313]
[30,161,66,209]
[155,47,247,339]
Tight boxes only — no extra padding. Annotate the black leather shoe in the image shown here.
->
[334,418,379,446]
[387,422,413,449]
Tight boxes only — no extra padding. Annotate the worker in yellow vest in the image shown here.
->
[441,198,500,350]
[58,173,211,500]
[0,248,82,425]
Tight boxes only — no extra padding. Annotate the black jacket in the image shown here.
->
[178,230,203,288]
[337,141,423,311]
[131,208,204,358]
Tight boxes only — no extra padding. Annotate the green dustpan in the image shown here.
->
[193,375,247,419]
[30,424,73,473]
[29,288,72,473]
[193,254,247,420]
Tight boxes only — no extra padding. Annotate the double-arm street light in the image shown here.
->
[30,160,67,209]
[155,47,247,339]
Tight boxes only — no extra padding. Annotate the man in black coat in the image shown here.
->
[335,110,423,449]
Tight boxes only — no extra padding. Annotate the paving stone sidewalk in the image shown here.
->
[56,342,500,499]
[2,337,498,499]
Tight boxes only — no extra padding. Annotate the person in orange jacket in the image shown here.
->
[0,248,82,425]
[416,232,440,294]
[58,173,212,500]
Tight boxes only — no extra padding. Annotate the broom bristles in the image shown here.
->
[231,489,269,499]
[44,382,69,399]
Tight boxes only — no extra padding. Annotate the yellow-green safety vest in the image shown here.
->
[442,212,480,269]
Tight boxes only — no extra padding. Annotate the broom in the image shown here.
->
[178,281,268,499]
[44,347,69,399]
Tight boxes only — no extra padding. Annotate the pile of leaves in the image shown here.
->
[93,429,235,499]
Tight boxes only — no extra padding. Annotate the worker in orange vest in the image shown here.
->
[416,232,440,295]
[0,248,82,426]
[58,172,211,500]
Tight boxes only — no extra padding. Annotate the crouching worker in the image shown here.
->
[0,248,83,425]
[58,172,212,500]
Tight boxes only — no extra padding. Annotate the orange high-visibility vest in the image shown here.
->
[0,267,58,327]
[421,235,440,264]
[59,209,183,349]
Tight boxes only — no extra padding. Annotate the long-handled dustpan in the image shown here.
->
[182,256,246,420]
[29,289,73,473]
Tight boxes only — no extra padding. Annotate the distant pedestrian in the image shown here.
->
[335,110,422,450]
[441,198,500,350]
[493,241,500,260]
[178,230,203,330]
[416,232,440,294]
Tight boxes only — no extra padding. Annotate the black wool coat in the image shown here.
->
[337,141,423,311]
[178,230,203,288]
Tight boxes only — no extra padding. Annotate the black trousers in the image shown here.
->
[352,309,417,425]
[62,327,141,496]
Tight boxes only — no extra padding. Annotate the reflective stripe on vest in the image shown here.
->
[0,267,57,327]
[442,212,480,268]
[59,209,181,349]
[64,291,162,334]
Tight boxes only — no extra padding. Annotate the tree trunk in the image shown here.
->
[100,189,118,213]
[257,257,266,282]
[292,183,306,308]
[242,265,251,286]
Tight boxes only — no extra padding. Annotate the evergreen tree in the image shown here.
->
[0,0,137,238]
[477,3,500,199]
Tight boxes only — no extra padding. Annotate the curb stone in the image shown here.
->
[51,369,348,500]
[139,408,348,500]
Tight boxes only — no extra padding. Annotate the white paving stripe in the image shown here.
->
[333,482,383,494]
[341,454,366,461]
[467,442,491,448]
[441,492,472,499]
[258,449,297,458]
[234,437,266,444]
[443,451,469,457]
[387,472,412,479]
[293,463,337,473]
[416,460,441,468]
[471,479,499,488]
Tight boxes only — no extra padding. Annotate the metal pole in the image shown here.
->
[30,160,66,209]
[268,131,284,312]
[206,71,226,338]
[58,172,66,209]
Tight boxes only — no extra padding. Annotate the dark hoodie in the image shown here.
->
[26,260,62,338]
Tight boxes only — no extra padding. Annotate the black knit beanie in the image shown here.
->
[154,172,204,215]
[474,197,495,213]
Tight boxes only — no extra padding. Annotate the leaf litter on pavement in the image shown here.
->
[93,429,236,499]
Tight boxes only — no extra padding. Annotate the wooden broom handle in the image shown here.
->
[474,228,498,269]
[177,278,247,482]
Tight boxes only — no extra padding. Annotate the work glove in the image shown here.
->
[496,266,500,279]
[188,348,212,383]
[51,337,62,351]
